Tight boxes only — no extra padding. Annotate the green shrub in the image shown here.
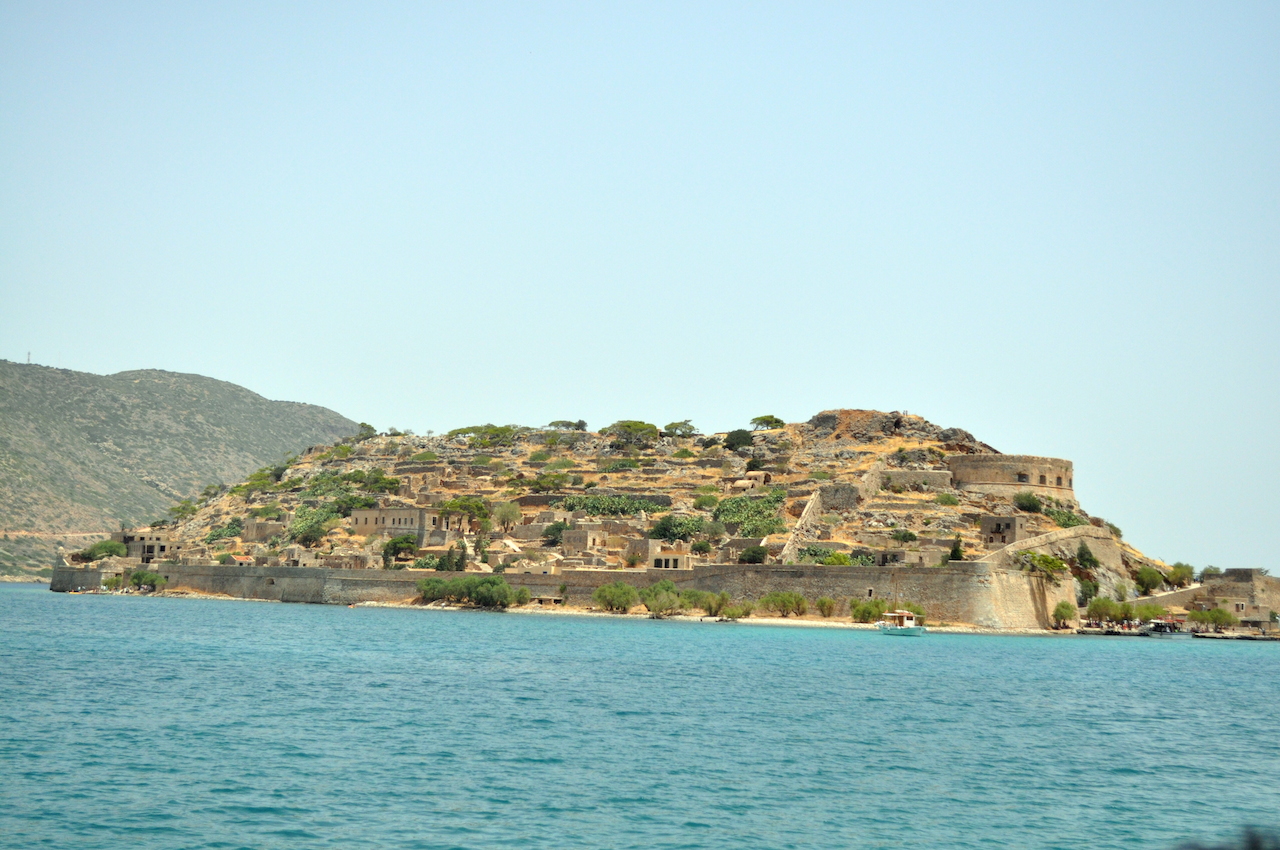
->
[723,429,753,451]
[528,450,551,462]
[820,552,852,566]
[1134,603,1169,623]
[1076,542,1101,573]
[851,598,889,622]
[553,495,668,516]
[103,575,123,591]
[81,540,127,561]
[593,581,640,612]
[204,517,245,545]
[416,575,520,608]
[649,514,704,542]
[168,499,199,521]
[129,570,166,591]
[1106,522,1123,538]
[1087,596,1118,622]
[438,496,489,521]
[1189,607,1238,630]
[816,596,838,617]
[446,424,528,448]
[693,494,719,511]
[721,602,753,619]
[1076,578,1098,606]
[738,545,767,564]
[750,415,785,430]
[542,521,571,546]
[673,448,695,459]
[949,536,964,562]
[691,540,712,555]
[288,505,339,546]
[410,451,438,462]
[797,545,834,562]
[1167,563,1195,588]
[695,485,719,495]
[639,579,685,617]
[810,470,832,480]
[714,490,786,537]
[333,493,377,517]
[1013,492,1043,513]
[546,458,576,470]
[759,591,807,617]
[1045,507,1088,529]
[935,493,960,506]
[601,458,640,473]
[1135,566,1164,595]
[1052,600,1076,627]
[890,529,918,543]
[1016,551,1068,584]
[1197,566,1223,582]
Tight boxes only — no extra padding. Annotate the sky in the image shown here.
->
[2,2,1277,569]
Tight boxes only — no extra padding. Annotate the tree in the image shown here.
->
[691,540,712,555]
[759,591,807,617]
[1076,542,1101,573]
[639,579,684,617]
[890,529,918,543]
[663,420,698,438]
[649,514,704,542]
[543,520,571,546]
[1087,596,1118,622]
[593,581,639,612]
[750,415,785,431]
[493,502,522,533]
[1167,563,1194,587]
[1198,565,1223,582]
[949,536,964,561]
[723,429,753,451]
[1052,600,1076,628]
[816,597,838,617]
[346,422,376,443]
[382,535,418,568]
[1135,566,1164,595]
[168,500,199,522]
[601,420,660,449]
[738,545,767,564]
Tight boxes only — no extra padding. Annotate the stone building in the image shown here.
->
[625,538,694,570]
[947,455,1075,504]
[111,529,182,565]
[980,515,1028,547]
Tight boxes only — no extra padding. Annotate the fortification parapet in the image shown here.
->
[947,454,1075,504]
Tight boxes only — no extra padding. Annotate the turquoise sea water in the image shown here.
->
[2,584,1278,850]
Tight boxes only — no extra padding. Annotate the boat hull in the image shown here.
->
[879,626,927,636]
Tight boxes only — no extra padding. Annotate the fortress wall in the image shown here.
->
[51,560,1070,629]
[948,455,1075,503]
[879,470,954,490]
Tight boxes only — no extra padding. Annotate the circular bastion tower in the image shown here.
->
[946,455,1076,506]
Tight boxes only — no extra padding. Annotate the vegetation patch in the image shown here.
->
[553,495,668,516]
[713,490,786,538]
[416,574,528,608]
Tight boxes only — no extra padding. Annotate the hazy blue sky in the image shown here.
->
[2,2,1277,568]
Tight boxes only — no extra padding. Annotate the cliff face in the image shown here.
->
[0,361,358,573]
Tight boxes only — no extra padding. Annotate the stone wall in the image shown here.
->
[51,558,1074,629]
[948,455,1075,503]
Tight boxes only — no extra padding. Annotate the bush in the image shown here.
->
[416,575,520,608]
[546,458,576,470]
[649,514,704,542]
[1107,522,1123,539]
[948,536,964,562]
[1087,596,1119,622]
[81,540,127,561]
[1052,600,1076,627]
[553,495,668,516]
[900,602,927,626]
[204,517,245,545]
[890,529,918,543]
[288,505,340,546]
[1134,603,1169,623]
[639,579,684,617]
[168,499,199,521]
[935,493,960,506]
[821,552,852,566]
[410,451,438,462]
[446,424,528,448]
[1189,608,1239,630]
[750,415,785,430]
[721,603,754,619]
[1168,563,1195,587]
[1076,542,1101,573]
[691,540,712,555]
[592,582,640,612]
[1045,508,1088,529]
[1013,492,1043,513]
[673,448,695,459]
[103,576,123,591]
[851,598,888,623]
[810,470,832,480]
[759,591,807,617]
[723,429,754,451]
[129,570,166,592]
[529,450,551,462]
[738,545,767,564]
[693,494,719,511]
[1076,578,1099,606]
[1135,566,1164,596]
[1016,551,1068,584]
[816,597,838,617]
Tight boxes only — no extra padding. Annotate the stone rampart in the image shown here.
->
[53,559,1070,629]
[948,455,1075,503]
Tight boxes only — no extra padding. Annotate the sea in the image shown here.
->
[2,584,1278,850]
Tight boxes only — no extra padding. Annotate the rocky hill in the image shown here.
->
[152,410,1164,599]
[0,361,359,574]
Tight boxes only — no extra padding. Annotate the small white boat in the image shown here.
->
[1139,619,1192,639]
[876,610,927,636]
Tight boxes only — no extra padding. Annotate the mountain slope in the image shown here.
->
[0,361,359,565]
